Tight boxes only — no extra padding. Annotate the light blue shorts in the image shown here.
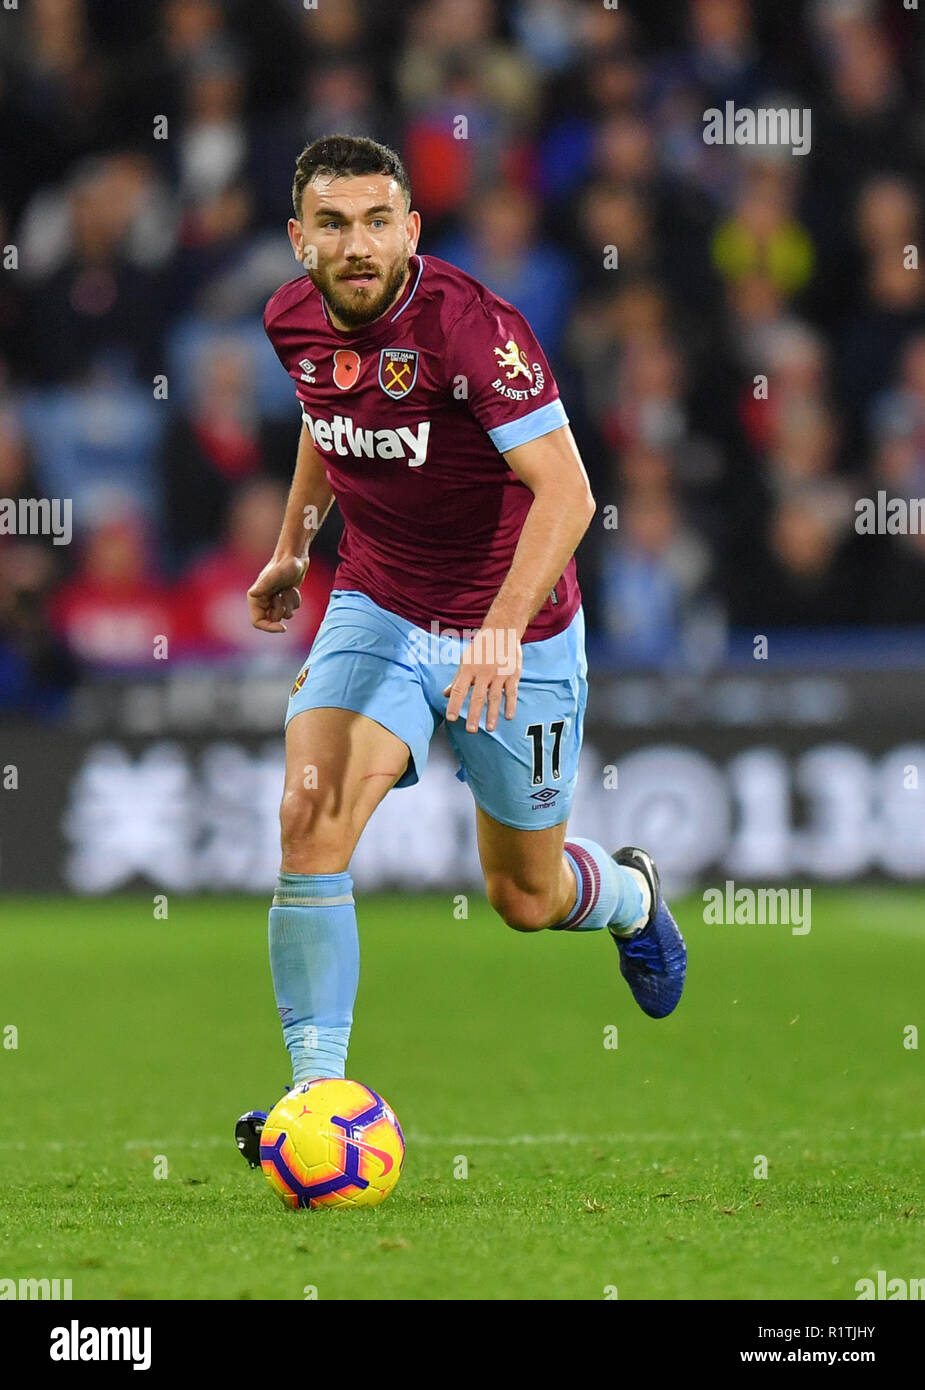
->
[286,590,587,831]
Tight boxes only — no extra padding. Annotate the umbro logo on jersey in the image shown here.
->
[298,358,316,384]
[301,407,431,467]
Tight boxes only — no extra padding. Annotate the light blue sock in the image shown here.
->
[268,870,359,1085]
[551,838,645,932]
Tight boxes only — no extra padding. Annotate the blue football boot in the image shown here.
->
[609,847,687,1018]
[235,1109,268,1169]
[235,1083,322,1168]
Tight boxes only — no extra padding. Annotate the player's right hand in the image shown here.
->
[247,555,309,633]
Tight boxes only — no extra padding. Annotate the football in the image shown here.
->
[259,1079,405,1210]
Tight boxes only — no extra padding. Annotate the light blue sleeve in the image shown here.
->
[487,400,569,453]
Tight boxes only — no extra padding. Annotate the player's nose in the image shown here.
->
[342,222,375,259]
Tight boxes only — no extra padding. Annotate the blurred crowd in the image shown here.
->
[2,0,925,713]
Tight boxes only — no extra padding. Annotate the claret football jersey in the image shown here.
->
[264,253,581,642]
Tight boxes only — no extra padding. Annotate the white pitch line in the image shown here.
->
[4,1133,690,1152]
[0,1128,919,1154]
[117,1134,669,1150]
[121,1132,741,1149]
[115,1127,925,1148]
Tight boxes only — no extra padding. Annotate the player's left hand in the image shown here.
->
[443,627,523,733]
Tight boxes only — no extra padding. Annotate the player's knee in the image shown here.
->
[486,876,555,933]
[279,787,353,869]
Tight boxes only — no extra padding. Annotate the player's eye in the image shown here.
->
[370,218,386,228]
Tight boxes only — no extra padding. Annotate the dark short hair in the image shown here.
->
[292,135,412,218]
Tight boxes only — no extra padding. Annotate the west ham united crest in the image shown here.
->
[378,348,418,399]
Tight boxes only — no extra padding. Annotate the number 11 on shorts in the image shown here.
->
[525,720,565,785]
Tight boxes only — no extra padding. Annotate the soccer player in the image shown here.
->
[236,136,686,1165]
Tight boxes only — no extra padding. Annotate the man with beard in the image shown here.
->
[235,136,686,1169]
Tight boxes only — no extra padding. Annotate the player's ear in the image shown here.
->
[406,209,421,252]
[288,218,306,265]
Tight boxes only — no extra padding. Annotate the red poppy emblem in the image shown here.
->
[333,350,361,390]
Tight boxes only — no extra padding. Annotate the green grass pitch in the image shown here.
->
[0,889,922,1301]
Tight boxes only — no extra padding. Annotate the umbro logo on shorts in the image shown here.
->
[530,788,559,805]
